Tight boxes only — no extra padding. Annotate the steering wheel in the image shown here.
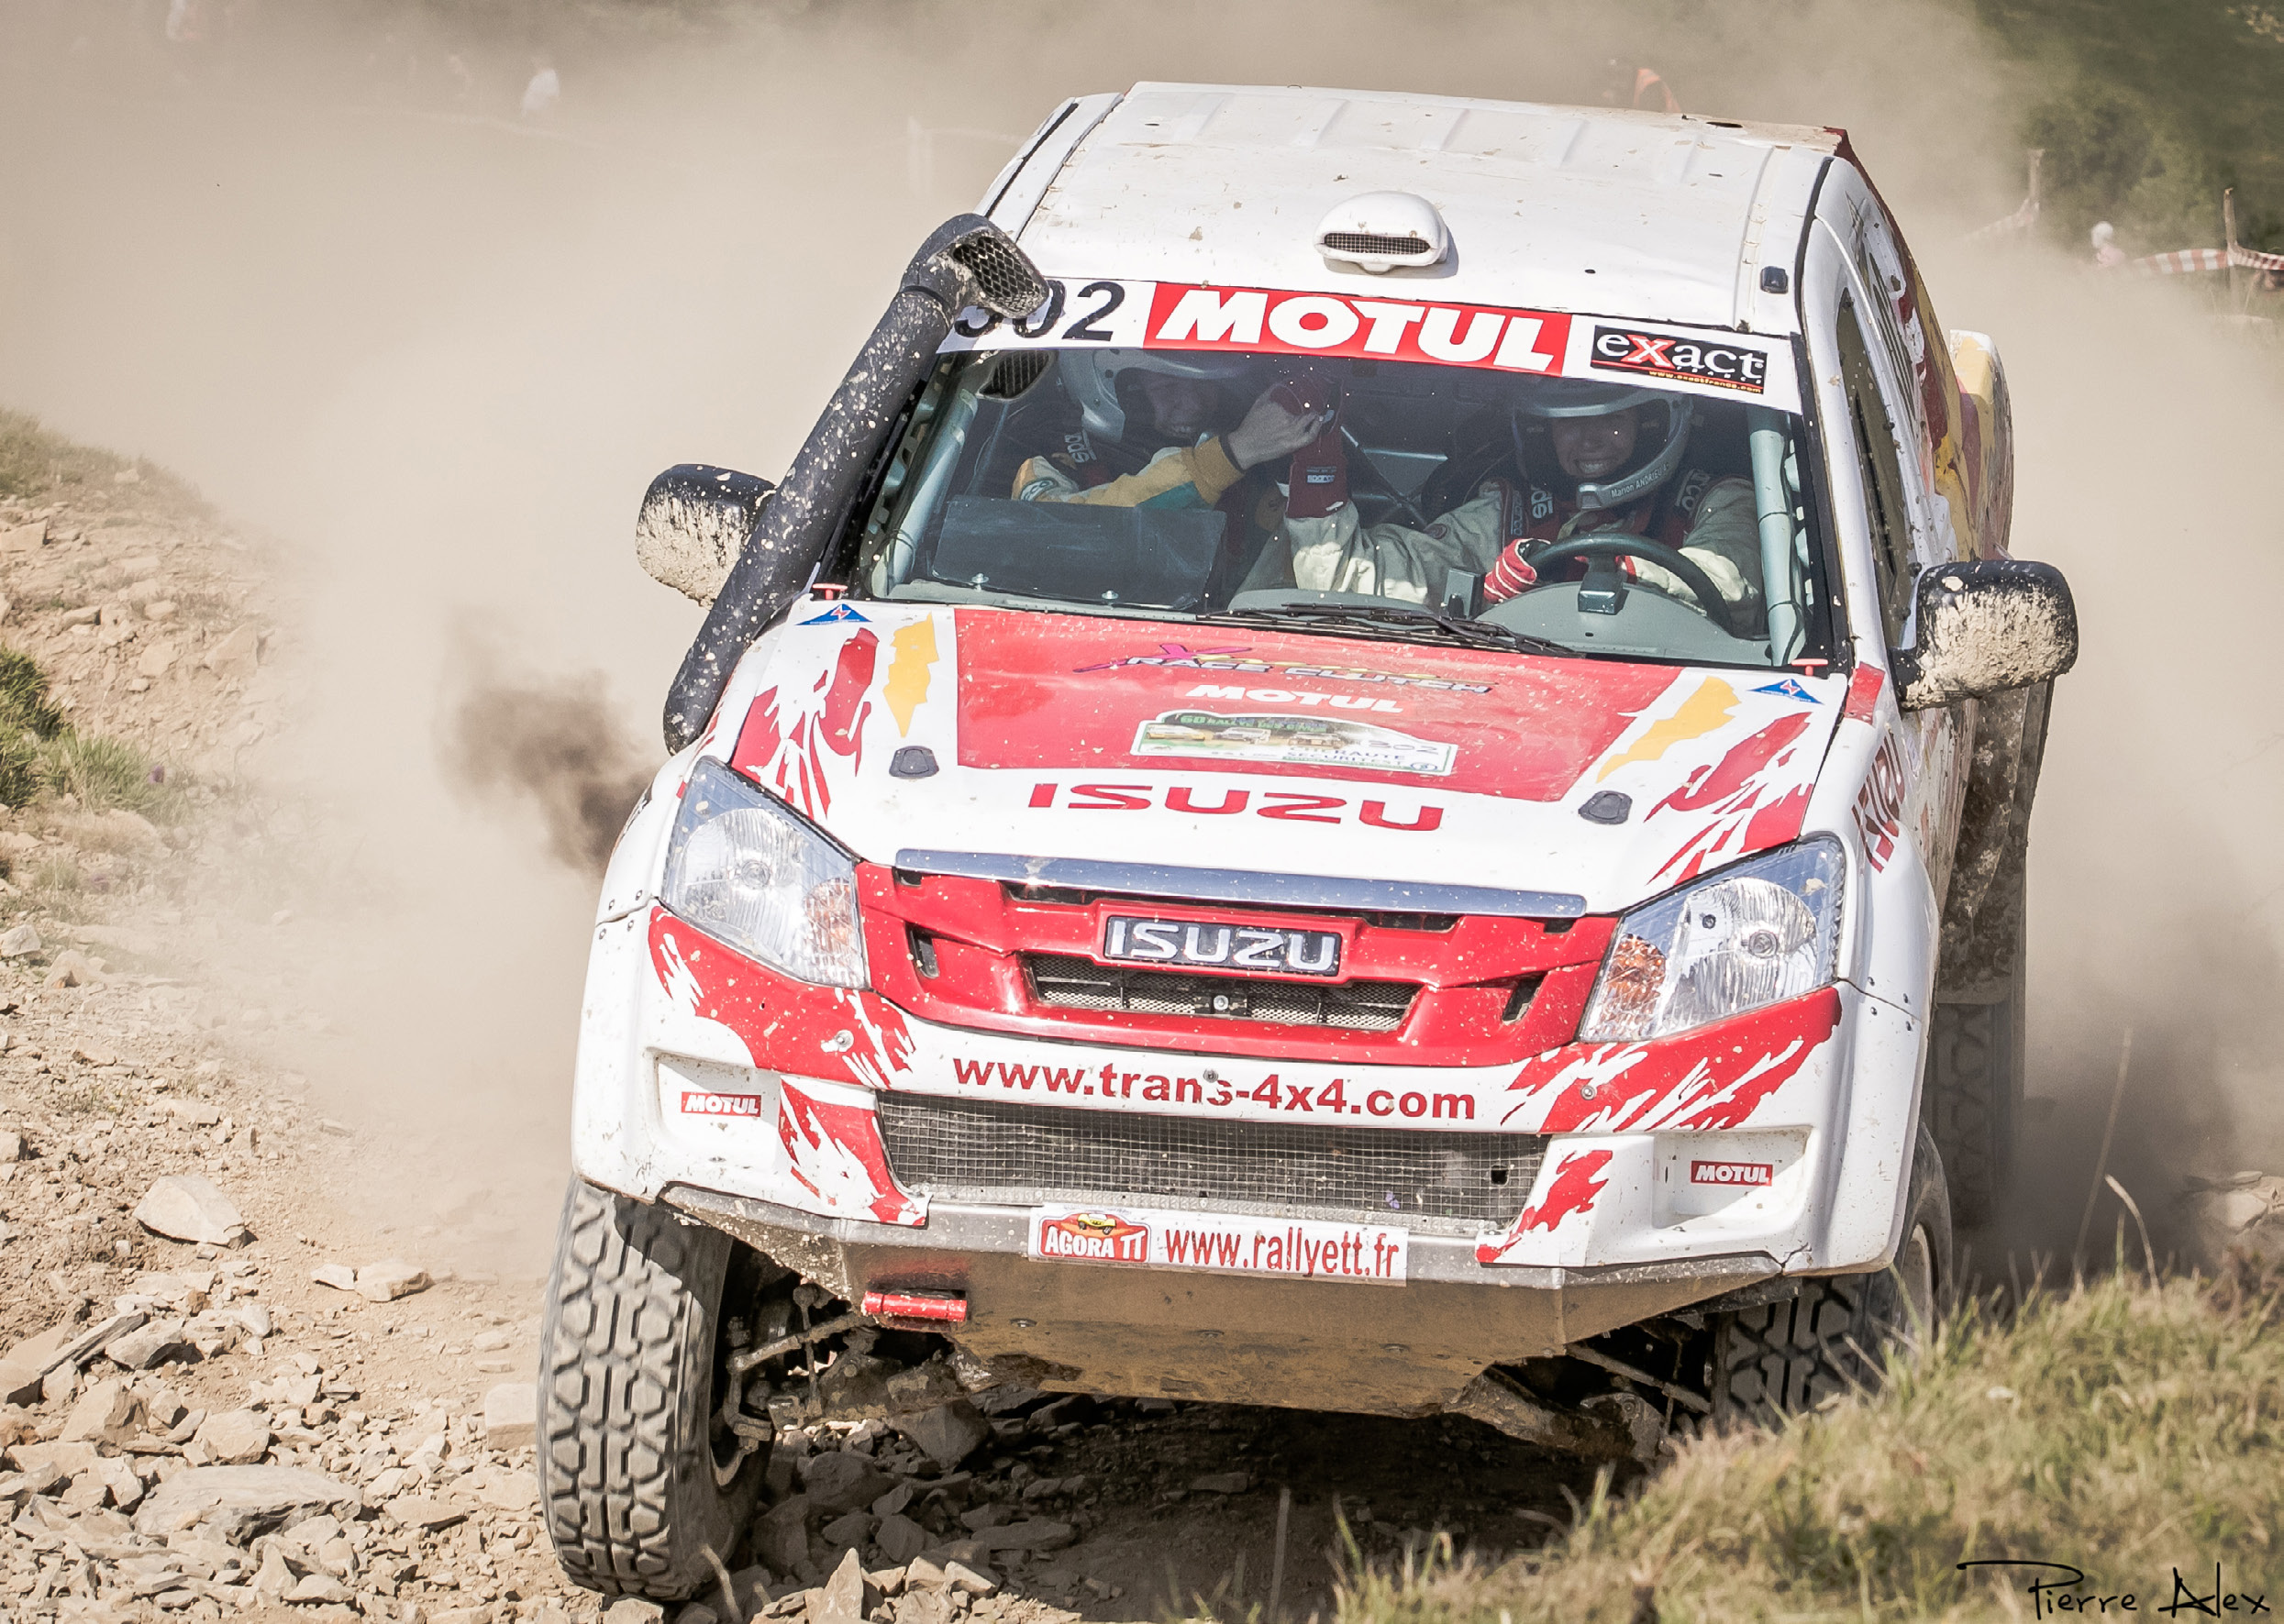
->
[1514,535,1736,632]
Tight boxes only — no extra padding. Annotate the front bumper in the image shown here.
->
[573,903,1928,1411]
[668,1183,1776,1414]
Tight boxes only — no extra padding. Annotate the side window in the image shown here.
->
[1836,293,1919,650]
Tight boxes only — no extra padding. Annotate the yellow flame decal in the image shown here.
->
[1594,676,1738,782]
[883,617,940,738]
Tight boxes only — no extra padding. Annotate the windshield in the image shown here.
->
[851,291,1831,669]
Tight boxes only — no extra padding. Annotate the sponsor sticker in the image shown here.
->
[681,1090,770,1118]
[940,281,1802,411]
[1028,1204,1408,1282]
[1591,326,1769,394]
[1752,678,1819,703]
[1072,643,1493,694]
[1690,1159,1775,1187]
[799,602,870,624]
[1132,711,1456,777]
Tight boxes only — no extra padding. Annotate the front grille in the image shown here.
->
[1321,230,1434,257]
[877,1093,1545,1235]
[1026,954,1414,1031]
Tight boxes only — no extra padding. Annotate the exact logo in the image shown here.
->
[1690,1159,1775,1187]
[1036,1211,1149,1263]
[681,1091,768,1118]
[1591,326,1769,394]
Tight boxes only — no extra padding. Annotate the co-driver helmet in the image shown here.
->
[1059,348,1258,443]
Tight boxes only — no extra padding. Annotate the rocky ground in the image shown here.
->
[0,470,1602,1624]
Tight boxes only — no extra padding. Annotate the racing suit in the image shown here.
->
[1282,469,1762,616]
[1010,428,1291,580]
[1011,433,1246,511]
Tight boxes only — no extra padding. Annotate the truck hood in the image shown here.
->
[707,602,1843,916]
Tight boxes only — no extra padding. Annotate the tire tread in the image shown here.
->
[538,1177,756,1599]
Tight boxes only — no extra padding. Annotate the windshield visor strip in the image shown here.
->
[938,279,1802,416]
[893,849,1587,921]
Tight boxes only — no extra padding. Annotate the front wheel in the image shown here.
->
[1708,1125,1951,1425]
[538,1177,767,1601]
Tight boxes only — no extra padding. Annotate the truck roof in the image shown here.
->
[1008,83,1843,337]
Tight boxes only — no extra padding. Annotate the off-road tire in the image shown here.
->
[538,1177,764,1601]
[1709,1126,1951,1426]
[1930,680,2048,1230]
[1926,906,2024,1230]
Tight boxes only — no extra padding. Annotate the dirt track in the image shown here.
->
[0,472,1607,1624]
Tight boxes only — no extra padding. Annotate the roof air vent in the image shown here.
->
[1314,192,1450,274]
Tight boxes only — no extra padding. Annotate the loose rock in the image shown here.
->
[133,1174,249,1246]
[193,1409,272,1465]
[893,1398,990,1470]
[483,1380,538,1449]
[816,1549,873,1624]
[60,1376,144,1443]
[354,1259,430,1301]
[801,1450,895,1517]
[133,1463,359,1540]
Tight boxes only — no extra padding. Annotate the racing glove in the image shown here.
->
[1275,375,1348,520]
[1481,539,1540,603]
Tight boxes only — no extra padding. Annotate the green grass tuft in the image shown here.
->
[34,732,175,820]
[1334,1270,2284,1624]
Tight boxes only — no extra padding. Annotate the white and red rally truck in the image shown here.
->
[539,83,2076,1600]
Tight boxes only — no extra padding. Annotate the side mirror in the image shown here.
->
[635,464,775,605]
[1894,558,2078,711]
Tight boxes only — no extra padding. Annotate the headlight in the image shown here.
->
[1579,837,1844,1043]
[660,757,868,989]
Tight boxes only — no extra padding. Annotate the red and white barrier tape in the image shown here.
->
[2104,245,2284,275]
[1966,198,2039,242]
[2112,248,2228,276]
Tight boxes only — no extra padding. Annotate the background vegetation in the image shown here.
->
[1336,1265,2284,1623]
[1977,0,2284,253]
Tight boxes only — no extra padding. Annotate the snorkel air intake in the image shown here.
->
[661,216,1049,752]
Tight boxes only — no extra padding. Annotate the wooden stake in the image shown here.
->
[2226,188,2247,311]
[2074,1027,2134,1270]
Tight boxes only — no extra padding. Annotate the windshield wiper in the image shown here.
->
[1203,602,1572,658]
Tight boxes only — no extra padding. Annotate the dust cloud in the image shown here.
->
[440,637,654,876]
[0,1,2270,1276]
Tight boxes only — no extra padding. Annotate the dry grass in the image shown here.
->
[1333,1268,2284,1623]
[0,406,205,513]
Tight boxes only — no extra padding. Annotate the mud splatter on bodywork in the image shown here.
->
[779,1079,922,1223]
[1483,1148,1615,1259]
[1498,989,1844,1134]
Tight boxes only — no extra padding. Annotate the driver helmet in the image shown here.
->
[1059,348,1257,443]
[1512,379,1697,513]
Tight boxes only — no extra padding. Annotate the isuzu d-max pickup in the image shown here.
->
[538,83,2077,1600]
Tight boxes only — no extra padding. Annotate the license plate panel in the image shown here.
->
[1030,1204,1408,1283]
[1102,915,1343,978]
